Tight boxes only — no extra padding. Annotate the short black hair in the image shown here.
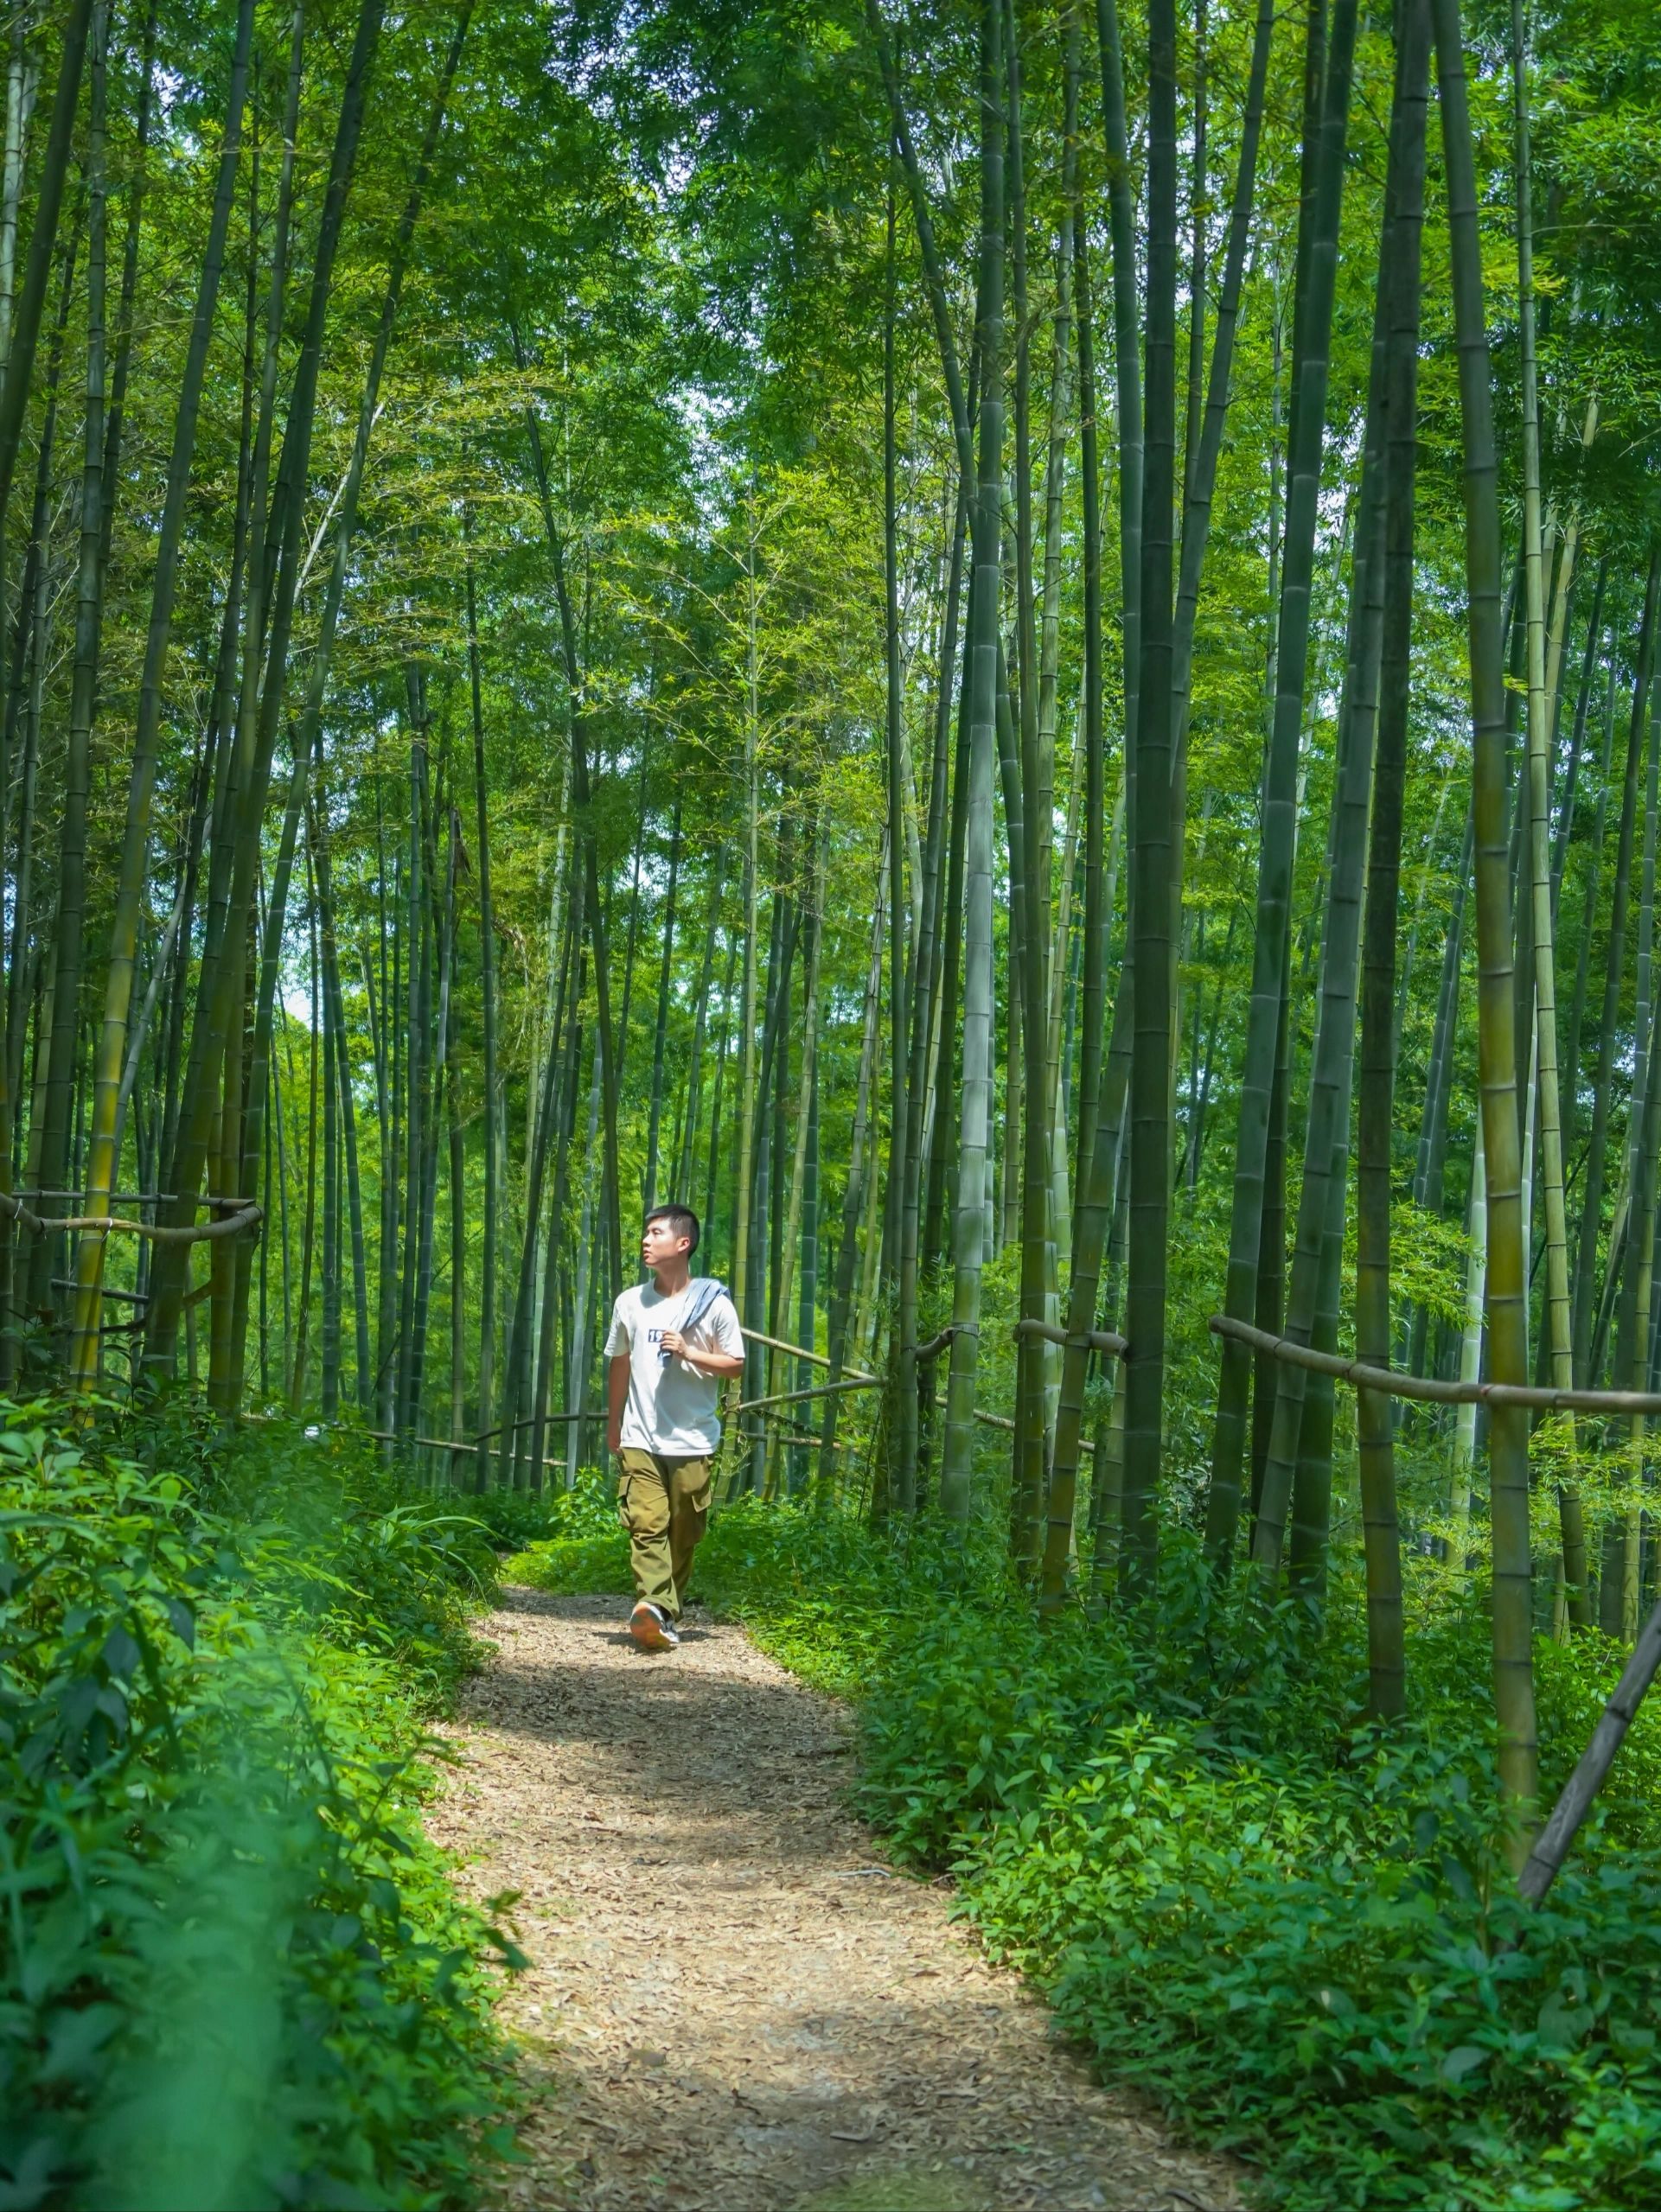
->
[644,1202,700,1255]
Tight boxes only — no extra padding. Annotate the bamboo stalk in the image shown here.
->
[1354,0,1430,1716]
[1572,558,1658,1383]
[45,0,109,1365]
[0,0,93,543]
[939,0,1005,1528]
[465,523,501,1432]
[145,0,388,1372]
[1121,0,1184,1578]
[881,171,915,1513]
[1204,0,1360,1568]
[1434,0,1540,1825]
[1511,0,1581,1617]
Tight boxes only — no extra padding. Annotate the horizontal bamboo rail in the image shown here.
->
[0,1188,263,1244]
[360,1418,861,1466]
[365,1427,575,1475]
[736,1326,1019,1436]
[738,1375,874,1415]
[1013,1316,1128,1357]
[738,1323,878,1386]
[1210,1312,1661,1416]
[24,1189,248,1206]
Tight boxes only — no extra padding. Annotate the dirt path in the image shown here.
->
[430,1588,1245,2212]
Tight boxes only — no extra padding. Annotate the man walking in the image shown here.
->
[604,1203,745,1651]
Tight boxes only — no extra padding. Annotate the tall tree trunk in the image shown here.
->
[1355,0,1430,1720]
[1255,15,1401,1591]
[881,172,916,1511]
[1560,638,1617,1152]
[316,784,371,1411]
[1572,557,1658,1383]
[397,684,431,1441]
[1511,0,1585,1620]
[465,521,500,1435]
[1120,0,1181,1581]
[673,850,725,1202]
[320,819,341,1423]
[818,863,886,1493]
[0,13,35,386]
[1434,0,1539,1829]
[903,473,966,1485]
[289,857,322,1412]
[498,867,578,1487]
[1167,0,1275,928]
[217,7,470,1402]
[144,0,388,1373]
[1552,561,1607,925]
[643,794,682,1213]
[67,0,255,1380]
[1095,0,1144,756]
[1204,0,1359,1567]
[1009,0,1062,1574]
[939,0,1005,1528]
[769,834,822,1476]
[37,0,108,1352]
[0,0,92,546]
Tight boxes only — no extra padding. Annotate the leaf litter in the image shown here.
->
[429,1587,1245,2212]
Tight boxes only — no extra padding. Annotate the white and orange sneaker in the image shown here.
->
[629,1601,680,1651]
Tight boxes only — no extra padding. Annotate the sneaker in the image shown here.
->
[629,1601,680,1651]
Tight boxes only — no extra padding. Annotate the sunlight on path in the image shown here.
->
[429,1590,1243,2212]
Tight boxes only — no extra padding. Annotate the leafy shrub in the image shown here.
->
[0,1396,521,2209]
[864,1593,1661,2210]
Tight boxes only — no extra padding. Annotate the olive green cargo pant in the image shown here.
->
[616,1448,712,1620]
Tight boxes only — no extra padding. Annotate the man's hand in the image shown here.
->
[661,1328,744,1376]
[607,1420,623,1457]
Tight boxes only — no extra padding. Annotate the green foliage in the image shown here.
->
[519,1499,1661,2211]
[866,1590,1661,2211]
[0,1398,521,2210]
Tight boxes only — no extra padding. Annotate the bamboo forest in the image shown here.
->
[12,0,1661,2203]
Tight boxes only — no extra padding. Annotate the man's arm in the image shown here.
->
[606,1354,630,1455]
[662,1293,746,1378]
[660,1329,744,1377]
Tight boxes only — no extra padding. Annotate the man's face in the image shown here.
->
[642,1217,692,1272]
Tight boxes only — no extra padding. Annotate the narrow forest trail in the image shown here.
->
[430,1589,1244,2212]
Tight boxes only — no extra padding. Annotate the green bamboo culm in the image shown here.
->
[69,0,256,1386]
[144,0,390,1373]
[939,0,1006,1529]
[1204,0,1359,1571]
[1354,0,1432,1721]
[1119,0,1182,1585]
[1434,0,1540,1834]
[1011,0,1057,1578]
[1253,1,1389,1595]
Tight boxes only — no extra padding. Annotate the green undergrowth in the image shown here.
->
[3,1394,523,2211]
[512,1487,1661,2211]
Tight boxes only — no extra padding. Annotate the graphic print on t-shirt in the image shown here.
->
[604,1279,745,1457]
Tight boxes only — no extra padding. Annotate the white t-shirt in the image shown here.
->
[603,1278,744,1457]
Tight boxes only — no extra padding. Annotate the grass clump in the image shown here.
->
[2,1393,522,2210]
[516,1491,1661,2211]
